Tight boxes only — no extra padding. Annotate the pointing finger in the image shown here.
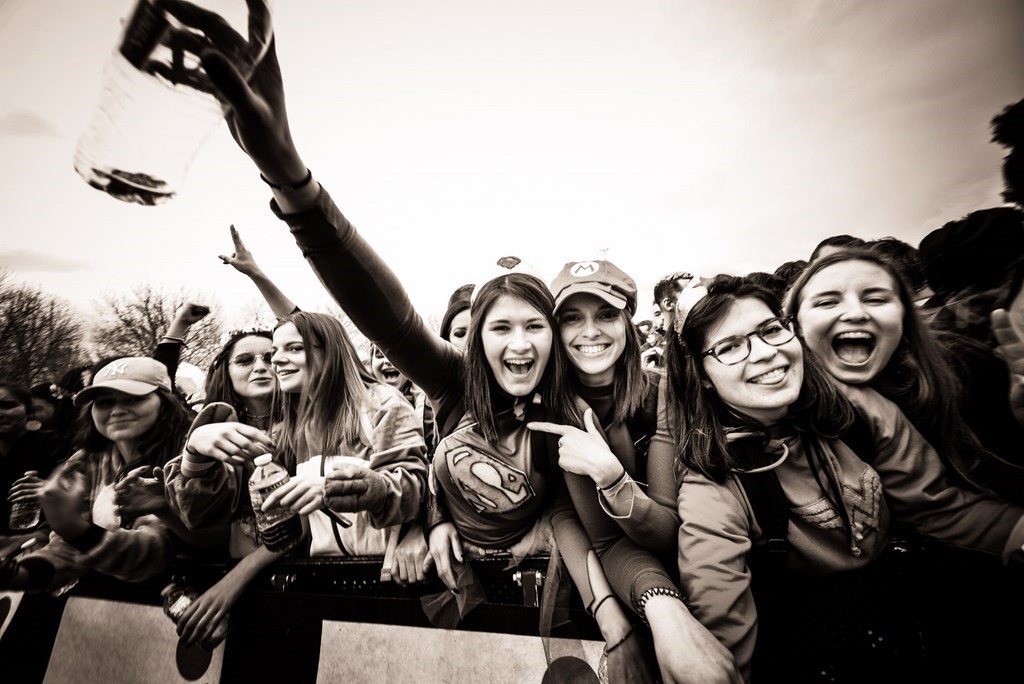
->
[526,421,570,436]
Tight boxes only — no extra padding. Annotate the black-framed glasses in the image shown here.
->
[701,316,796,365]
[231,351,273,367]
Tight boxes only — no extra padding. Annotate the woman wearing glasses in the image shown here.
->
[662,275,1024,682]
[204,330,276,431]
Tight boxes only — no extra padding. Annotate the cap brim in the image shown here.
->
[554,285,628,314]
[74,381,159,406]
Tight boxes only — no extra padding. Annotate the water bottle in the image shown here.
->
[73,0,274,205]
[8,471,41,531]
[161,581,230,649]
[248,454,303,553]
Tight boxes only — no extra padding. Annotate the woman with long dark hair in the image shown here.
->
[786,248,1024,503]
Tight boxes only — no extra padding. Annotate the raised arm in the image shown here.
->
[219,224,298,319]
[177,18,460,402]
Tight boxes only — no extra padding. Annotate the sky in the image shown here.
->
[1,0,1023,331]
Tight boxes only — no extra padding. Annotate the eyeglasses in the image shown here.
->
[231,351,273,367]
[701,316,796,365]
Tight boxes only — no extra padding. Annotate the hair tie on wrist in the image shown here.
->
[185,445,204,458]
[259,169,313,192]
[588,593,615,618]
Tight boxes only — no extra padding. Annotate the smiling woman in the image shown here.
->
[664,274,1024,680]
[786,247,1024,504]
[0,357,190,595]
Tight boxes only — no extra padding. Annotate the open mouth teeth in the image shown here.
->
[832,331,875,364]
[576,344,608,355]
[504,359,534,376]
[749,367,786,384]
[382,369,401,380]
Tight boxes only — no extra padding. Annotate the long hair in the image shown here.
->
[667,275,853,482]
[273,312,379,471]
[204,329,273,423]
[785,248,996,493]
[73,387,191,468]
[464,273,583,442]
[569,308,651,426]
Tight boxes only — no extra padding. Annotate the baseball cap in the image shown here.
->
[74,357,172,405]
[551,260,637,316]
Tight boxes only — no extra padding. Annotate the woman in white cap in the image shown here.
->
[0,357,191,594]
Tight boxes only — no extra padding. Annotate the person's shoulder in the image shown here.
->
[364,381,416,413]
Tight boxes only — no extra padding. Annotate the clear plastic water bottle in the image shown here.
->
[73,0,274,205]
[8,470,41,531]
[248,454,303,553]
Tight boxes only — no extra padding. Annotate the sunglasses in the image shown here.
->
[0,399,25,410]
[232,351,274,368]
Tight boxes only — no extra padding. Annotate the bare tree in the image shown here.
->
[323,301,371,357]
[92,285,223,369]
[0,272,87,386]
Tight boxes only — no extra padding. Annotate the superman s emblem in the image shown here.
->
[447,446,535,514]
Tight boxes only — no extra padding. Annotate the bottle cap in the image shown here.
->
[253,454,273,467]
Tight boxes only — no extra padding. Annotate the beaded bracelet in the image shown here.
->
[259,168,313,192]
[635,586,684,624]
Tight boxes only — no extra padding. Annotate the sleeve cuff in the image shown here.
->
[181,453,218,478]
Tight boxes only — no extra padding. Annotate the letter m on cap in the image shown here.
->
[570,261,599,277]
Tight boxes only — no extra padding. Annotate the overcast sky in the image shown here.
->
[1,0,1022,329]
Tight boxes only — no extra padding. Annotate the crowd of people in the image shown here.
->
[4,11,1024,683]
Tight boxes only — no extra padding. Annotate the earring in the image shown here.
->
[702,381,713,390]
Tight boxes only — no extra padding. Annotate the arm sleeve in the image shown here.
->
[35,514,177,586]
[24,461,178,590]
[163,455,243,531]
[161,403,247,531]
[677,469,757,681]
[562,469,677,610]
[600,379,680,551]
[152,340,182,389]
[270,189,462,403]
[843,385,1024,561]
[362,388,429,529]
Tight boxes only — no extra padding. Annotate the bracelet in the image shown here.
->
[588,592,615,618]
[597,468,627,492]
[604,623,635,655]
[160,335,188,349]
[185,444,204,458]
[634,586,684,624]
[259,168,313,192]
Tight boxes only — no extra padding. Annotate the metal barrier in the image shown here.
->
[1,542,1020,683]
